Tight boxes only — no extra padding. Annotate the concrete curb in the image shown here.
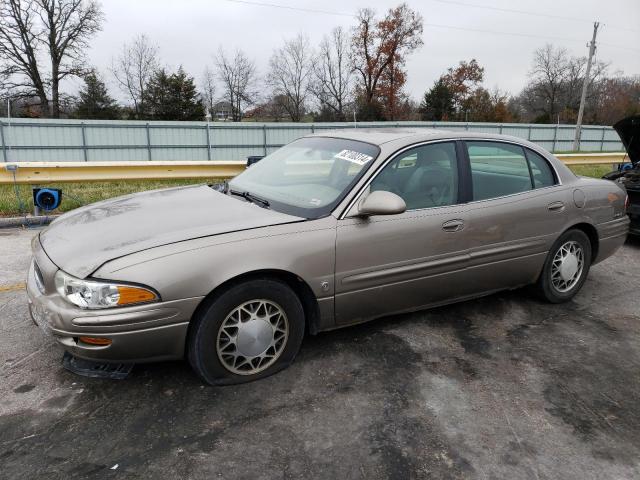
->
[0,215,59,229]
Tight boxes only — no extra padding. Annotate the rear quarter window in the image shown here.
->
[525,148,557,188]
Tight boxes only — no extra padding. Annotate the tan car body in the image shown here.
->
[27,130,629,363]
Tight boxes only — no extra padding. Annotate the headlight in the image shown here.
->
[54,270,158,309]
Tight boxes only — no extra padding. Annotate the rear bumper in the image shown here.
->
[27,237,202,363]
[594,216,630,264]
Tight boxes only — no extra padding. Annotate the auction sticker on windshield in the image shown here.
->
[335,149,374,166]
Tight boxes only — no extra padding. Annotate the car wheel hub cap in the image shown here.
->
[237,319,273,357]
[551,241,584,293]
[216,299,288,375]
[559,254,579,281]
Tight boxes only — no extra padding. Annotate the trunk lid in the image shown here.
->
[614,115,640,166]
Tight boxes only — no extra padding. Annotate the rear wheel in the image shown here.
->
[188,278,305,385]
[535,229,592,303]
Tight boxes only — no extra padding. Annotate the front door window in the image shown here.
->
[370,142,459,210]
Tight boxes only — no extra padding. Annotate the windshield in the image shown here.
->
[228,137,380,218]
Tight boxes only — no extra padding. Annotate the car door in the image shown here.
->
[333,141,471,326]
[459,140,569,295]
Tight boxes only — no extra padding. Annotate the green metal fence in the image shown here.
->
[0,118,623,163]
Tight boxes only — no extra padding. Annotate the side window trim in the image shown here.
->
[456,140,473,203]
[523,146,536,189]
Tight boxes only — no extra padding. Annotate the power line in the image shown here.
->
[598,42,640,53]
[222,0,354,17]
[431,0,640,34]
[432,0,594,24]
[431,0,591,23]
[222,0,640,52]
[425,22,585,43]
[424,22,640,52]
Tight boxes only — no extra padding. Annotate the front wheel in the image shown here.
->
[535,229,592,303]
[188,278,305,385]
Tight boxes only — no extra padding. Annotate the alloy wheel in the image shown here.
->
[216,299,289,375]
[550,240,584,293]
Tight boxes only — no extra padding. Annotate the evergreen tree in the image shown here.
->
[144,67,205,120]
[73,70,120,119]
[419,79,455,121]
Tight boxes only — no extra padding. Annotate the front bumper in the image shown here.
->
[27,237,203,363]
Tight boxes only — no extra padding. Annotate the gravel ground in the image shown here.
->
[1,227,639,480]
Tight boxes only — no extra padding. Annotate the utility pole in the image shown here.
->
[573,21,599,151]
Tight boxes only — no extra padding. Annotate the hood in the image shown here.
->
[614,115,640,166]
[40,184,303,278]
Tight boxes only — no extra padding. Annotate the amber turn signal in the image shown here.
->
[116,286,157,306]
[79,336,112,346]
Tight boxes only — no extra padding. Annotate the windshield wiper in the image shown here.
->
[228,189,270,208]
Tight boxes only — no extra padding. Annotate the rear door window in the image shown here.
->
[466,141,533,201]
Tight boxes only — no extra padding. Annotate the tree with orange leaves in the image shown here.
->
[351,4,423,120]
[441,59,485,118]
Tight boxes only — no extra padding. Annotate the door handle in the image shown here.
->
[442,219,464,232]
[547,201,565,212]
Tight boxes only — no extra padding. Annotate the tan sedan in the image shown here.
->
[27,130,629,384]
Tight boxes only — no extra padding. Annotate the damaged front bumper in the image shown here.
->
[27,235,203,363]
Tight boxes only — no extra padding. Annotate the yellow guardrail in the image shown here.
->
[0,161,246,184]
[0,153,629,185]
[556,152,629,165]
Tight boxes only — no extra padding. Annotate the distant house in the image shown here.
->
[243,96,289,122]
[212,101,233,121]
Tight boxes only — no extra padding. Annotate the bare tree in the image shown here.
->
[529,44,570,121]
[215,47,256,122]
[0,0,48,109]
[200,65,216,118]
[563,55,608,115]
[39,0,103,117]
[311,27,353,121]
[112,34,159,119]
[267,33,313,122]
[0,0,103,117]
[518,44,610,123]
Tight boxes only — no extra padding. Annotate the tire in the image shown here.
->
[535,229,592,303]
[187,278,305,386]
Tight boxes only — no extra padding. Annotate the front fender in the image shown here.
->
[92,217,337,304]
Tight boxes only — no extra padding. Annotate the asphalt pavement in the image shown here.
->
[1,227,639,479]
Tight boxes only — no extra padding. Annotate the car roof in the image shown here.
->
[305,128,529,147]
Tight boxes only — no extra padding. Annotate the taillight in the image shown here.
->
[625,194,630,210]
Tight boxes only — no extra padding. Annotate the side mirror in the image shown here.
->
[358,190,406,216]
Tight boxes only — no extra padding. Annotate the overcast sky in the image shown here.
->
[84,0,640,102]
